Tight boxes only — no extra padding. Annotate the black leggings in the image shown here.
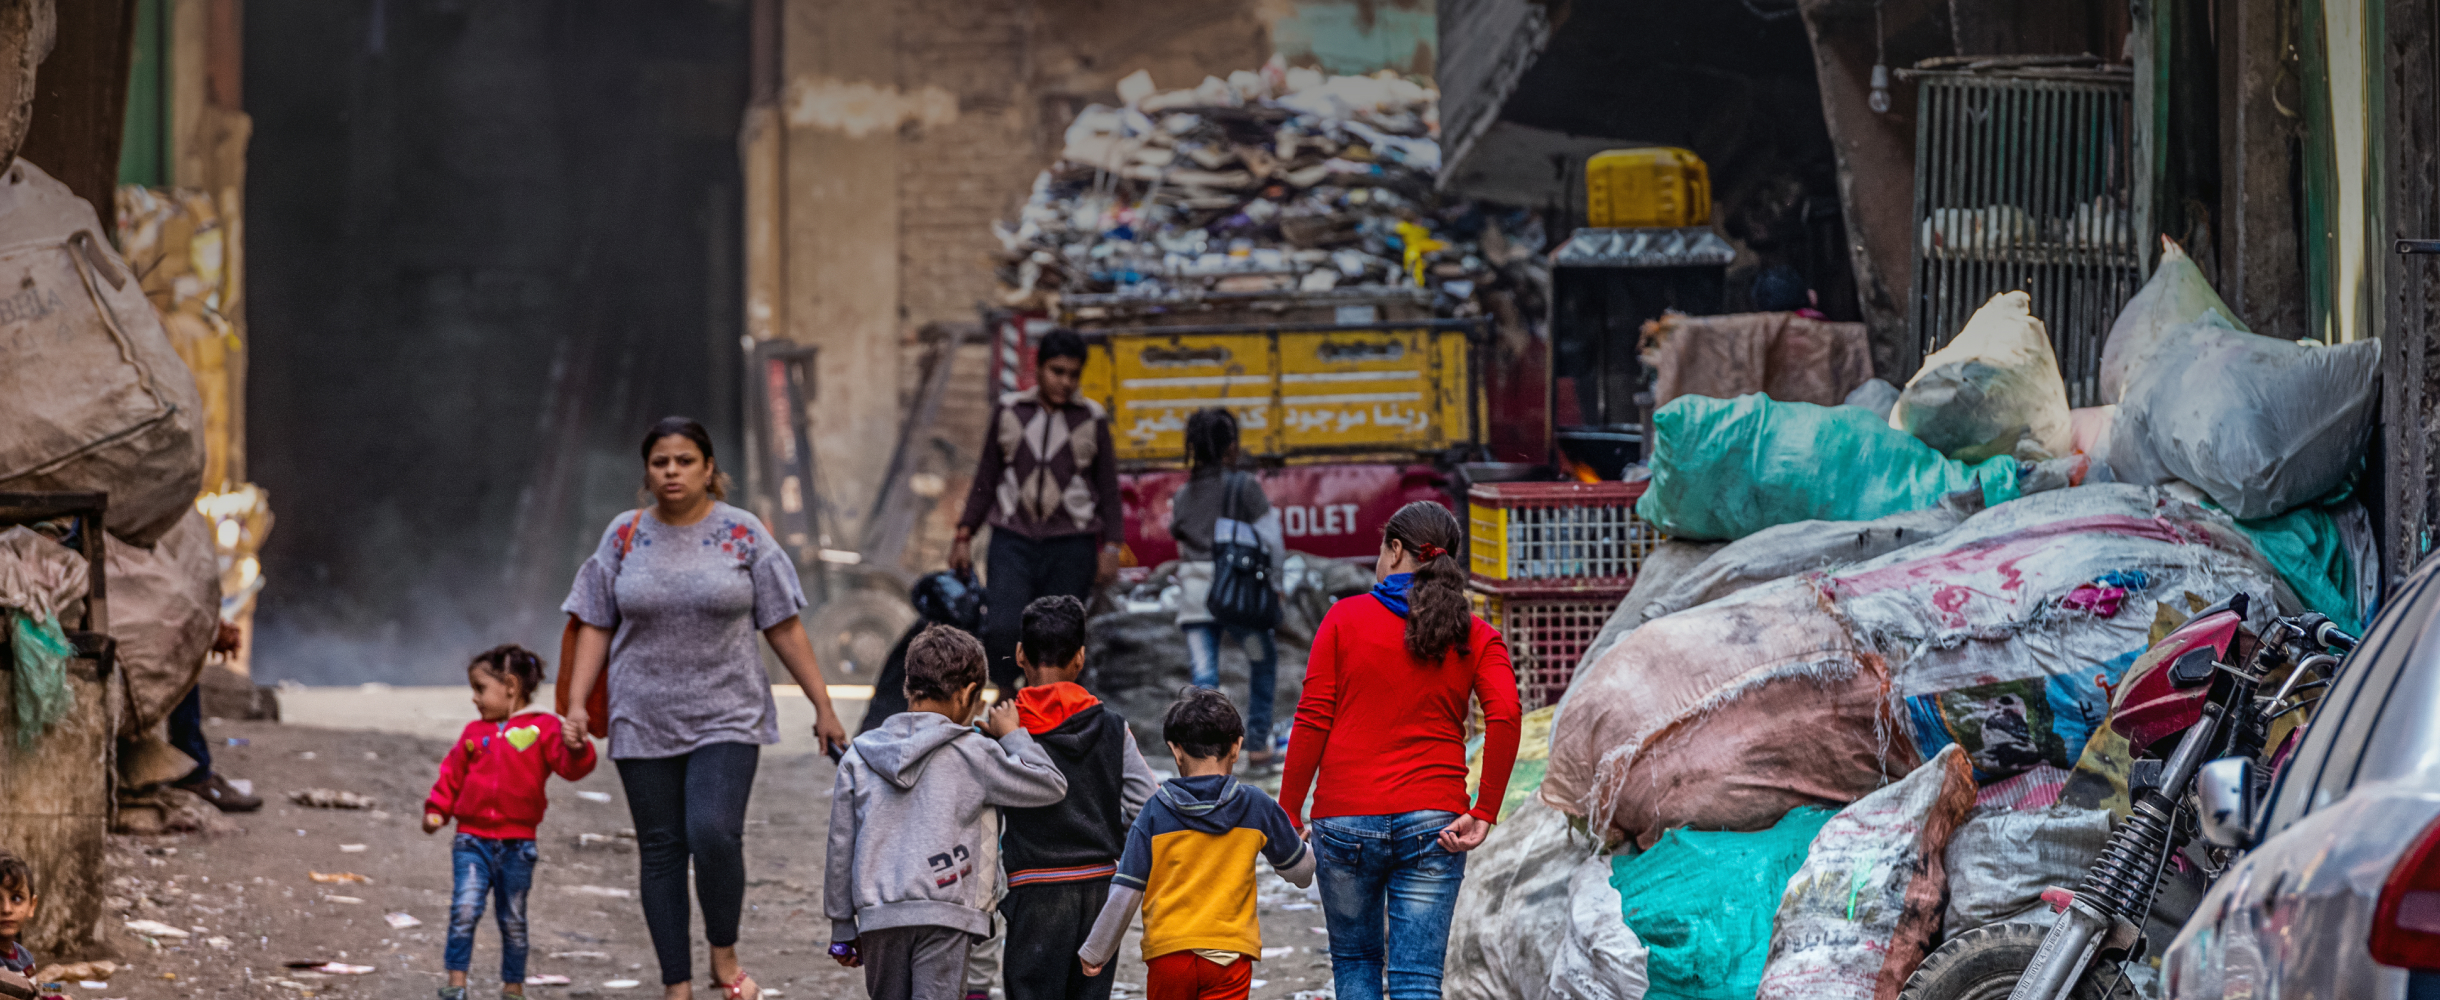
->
[616,742,760,985]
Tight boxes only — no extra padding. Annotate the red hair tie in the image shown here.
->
[1417,543,1447,561]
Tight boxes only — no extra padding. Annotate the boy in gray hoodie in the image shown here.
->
[826,625,1069,1000]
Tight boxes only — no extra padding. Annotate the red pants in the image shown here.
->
[1145,951,1253,1000]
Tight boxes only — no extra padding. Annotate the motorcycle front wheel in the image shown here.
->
[1898,923,2136,1000]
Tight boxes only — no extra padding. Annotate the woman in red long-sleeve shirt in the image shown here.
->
[1278,501,1522,1000]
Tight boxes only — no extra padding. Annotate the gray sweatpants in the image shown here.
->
[862,925,974,1000]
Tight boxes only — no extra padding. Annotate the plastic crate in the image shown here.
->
[1472,583,1630,711]
[1468,480,1656,588]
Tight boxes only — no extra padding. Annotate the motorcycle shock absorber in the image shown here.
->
[2074,700,2230,926]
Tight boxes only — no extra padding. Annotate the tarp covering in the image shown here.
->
[1636,394,2020,542]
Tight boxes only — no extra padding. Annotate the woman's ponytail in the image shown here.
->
[1384,501,1471,663]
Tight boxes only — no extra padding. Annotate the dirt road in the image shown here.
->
[57,707,1336,1000]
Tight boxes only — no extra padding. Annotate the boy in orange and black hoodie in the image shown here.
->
[999,595,1160,1000]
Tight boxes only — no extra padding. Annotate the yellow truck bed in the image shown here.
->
[1077,319,1483,468]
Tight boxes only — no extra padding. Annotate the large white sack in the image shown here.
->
[1547,855,1650,1000]
[0,159,204,546]
[1445,796,1594,1000]
[2105,321,2380,519]
[106,510,219,733]
[1891,291,2074,462]
[2098,236,2247,403]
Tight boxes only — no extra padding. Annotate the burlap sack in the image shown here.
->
[105,510,218,732]
[1544,579,1914,848]
[0,159,205,546]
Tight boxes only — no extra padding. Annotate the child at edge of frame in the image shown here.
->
[0,849,41,997]
[825,624,1070,1000]
[423,644,598,1000]
[1077,687,1314,1000]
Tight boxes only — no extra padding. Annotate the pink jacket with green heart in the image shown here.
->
[425,708,597,840]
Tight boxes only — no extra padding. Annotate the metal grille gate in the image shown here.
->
[1908,68,2140,406]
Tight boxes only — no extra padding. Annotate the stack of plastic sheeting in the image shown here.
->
[1635,393,2020,542]
[117,185,242,494]
[1638,311,1876,410]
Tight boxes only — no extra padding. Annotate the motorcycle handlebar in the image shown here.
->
[2313,618,2359,653]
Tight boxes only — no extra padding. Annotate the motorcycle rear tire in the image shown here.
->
[1898,923,2136,1000]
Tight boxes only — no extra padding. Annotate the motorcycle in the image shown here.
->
[1898,592,2359,1000]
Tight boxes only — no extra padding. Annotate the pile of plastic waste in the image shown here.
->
[1446,234,2389,1000]
[991,58,1532,309]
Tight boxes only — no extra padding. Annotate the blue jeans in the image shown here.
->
[1312,810,1468,1000]
[1183,622,1278,751]
[445,834,536,983]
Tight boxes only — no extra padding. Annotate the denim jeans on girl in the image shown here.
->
[1311,810,1467,1000]
[445,833,537,983]
[1183,623,1278,752]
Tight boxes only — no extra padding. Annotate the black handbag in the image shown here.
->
[1206,473,1281,630]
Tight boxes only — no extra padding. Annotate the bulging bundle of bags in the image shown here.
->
[0,157,218,741]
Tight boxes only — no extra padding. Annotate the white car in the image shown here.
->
[2165,561,2440,998]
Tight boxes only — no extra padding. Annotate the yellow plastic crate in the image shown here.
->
[1468,481,1655,586]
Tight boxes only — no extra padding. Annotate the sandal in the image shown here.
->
[718,970,760,1000]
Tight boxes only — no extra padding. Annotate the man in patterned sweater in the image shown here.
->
[950,328,1124,699]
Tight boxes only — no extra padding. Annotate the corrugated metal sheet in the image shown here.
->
[1551,227,1737,269]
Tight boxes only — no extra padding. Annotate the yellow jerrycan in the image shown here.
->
[1584,147,1711,228]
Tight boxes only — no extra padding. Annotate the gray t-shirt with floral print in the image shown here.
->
[561,502,804,759]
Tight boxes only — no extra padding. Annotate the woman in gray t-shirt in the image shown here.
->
[560,417,848,1000]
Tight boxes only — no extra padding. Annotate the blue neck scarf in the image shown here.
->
[1371,572,1414,618]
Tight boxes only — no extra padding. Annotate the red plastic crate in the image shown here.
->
[1472,582,1631,711]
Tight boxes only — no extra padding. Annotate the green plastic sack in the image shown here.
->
[2232,486,2365,633]
[1637,394,2022,541]
[1612,806,1837,1000]
[7,608,74,748]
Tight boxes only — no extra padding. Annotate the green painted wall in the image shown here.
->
[119,0,166,187]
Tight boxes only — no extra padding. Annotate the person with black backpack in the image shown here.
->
[1168,408,1287,769]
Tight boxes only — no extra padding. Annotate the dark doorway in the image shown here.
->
[245,1,747,684]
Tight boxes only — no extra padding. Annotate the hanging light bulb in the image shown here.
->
[1867,0,1892,114]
